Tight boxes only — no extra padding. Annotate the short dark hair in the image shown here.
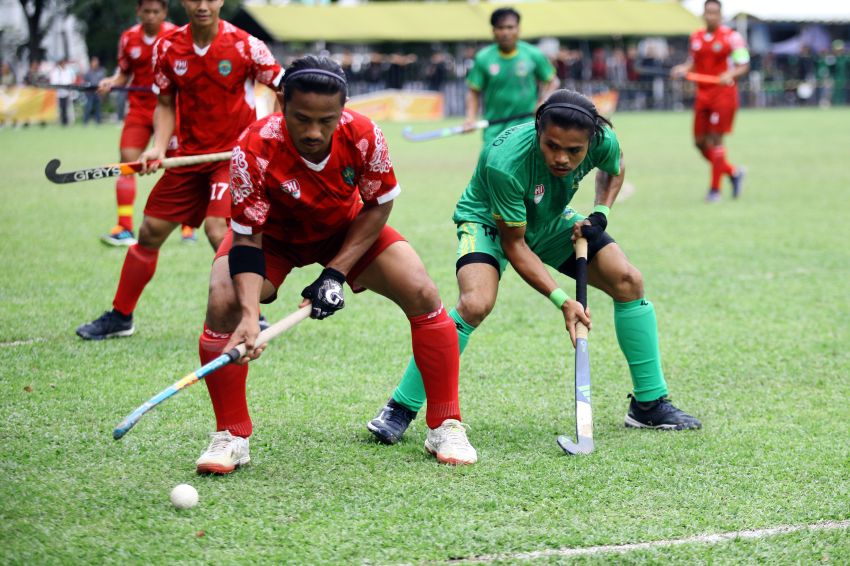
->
[704,0,722,8]
[535,89,613,142]
[281,55,347,105]
[491,7,520,27]
[138,0,168,8]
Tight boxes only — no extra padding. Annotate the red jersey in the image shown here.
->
[117,22,177,120]
[152,20,283,156]
[230,110,401,245]
[689,25,747,105]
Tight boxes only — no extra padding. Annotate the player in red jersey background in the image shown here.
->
[192,56,477,474]
[97,0,188,246]
[672,0,750,202]
[77,0,283,341]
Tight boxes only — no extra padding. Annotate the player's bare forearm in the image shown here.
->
[594,151,626,208]
[150,94,176,154]
[497,221,559,297]
[326,201,392,276]
[464,89,480,123]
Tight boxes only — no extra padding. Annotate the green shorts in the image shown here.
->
[455,207,591,277]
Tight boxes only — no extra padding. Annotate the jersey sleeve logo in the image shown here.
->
[248,36,276,66]
[218,59,232,76]
[368,126,392,173]
[230,146,253,205]
[280,178,301,199]
[174,59,188,76]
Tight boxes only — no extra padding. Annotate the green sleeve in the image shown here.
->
[486,166,527,226]
[590,127,621,176]
[533,47,556,83]
[467,54,485,91]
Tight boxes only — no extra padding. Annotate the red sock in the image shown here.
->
[410,305,461,428]
[199,326,252,437]
[112,244,158,316]
[709,146,735,191]
[116,175,136,231]
[699,146,712,162]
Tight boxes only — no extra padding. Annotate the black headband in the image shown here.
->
[538,102,596,123]
[283,68,348,86]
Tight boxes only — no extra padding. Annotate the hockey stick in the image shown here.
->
[401,112,534,142]
[113,305,311,440]
[45,151,232,184]
[634,66,722,85]
[557,237,594,455]
[43,83,151,93]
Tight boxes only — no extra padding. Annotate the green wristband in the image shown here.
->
[592,204,610,217]
[548,288,569,309]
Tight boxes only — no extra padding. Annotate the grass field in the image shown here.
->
[1,107,849,564]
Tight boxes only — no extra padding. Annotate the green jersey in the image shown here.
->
[453,123,621,250]
[466,41,555,143]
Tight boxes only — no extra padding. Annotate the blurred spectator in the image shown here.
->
[23,60,47,87]
[425,52,449,92]
[83,56,106,124]
[591,47,607,80]
[49,59,76,126]
[1,62,17,87]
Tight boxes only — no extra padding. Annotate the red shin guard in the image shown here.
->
[116,175,136,231]
[112,244,159,316]
[710,146,734,190]
[199,325,252,437]
[410,305,461,428]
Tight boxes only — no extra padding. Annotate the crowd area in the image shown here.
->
[2,35,849,126]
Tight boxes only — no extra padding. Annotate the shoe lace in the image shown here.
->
[206,432,233,455]
[441,420,471,444]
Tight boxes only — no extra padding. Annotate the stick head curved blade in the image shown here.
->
[557,435,594,455]
[44,159,62,183]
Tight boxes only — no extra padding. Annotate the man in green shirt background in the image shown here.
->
[464,7,559,145]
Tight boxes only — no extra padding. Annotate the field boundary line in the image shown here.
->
[0,338,45,348]
[446,519,850,564]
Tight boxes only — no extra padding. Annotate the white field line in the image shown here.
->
[0,338,45,347]
[448,519,850,564]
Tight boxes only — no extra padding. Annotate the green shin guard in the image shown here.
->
[391,309,475,411]
[614,299,669,402]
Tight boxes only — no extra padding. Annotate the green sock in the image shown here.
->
[391,308,475,412]
[614,299,669,402]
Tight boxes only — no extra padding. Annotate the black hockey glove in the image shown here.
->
[301,267,346,320]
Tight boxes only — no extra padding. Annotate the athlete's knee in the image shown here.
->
[608,265,644,302]
[204,217,228,249]
[205,267,241,330]
[137,218,172,248]
[456,292,495,327]
[401,275,442,316]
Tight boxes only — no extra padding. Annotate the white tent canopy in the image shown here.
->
[682,0,850,23]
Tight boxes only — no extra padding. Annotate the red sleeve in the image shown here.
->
[356,120,400,206]
[152,38,174,96]
[117,33,131,75]
[246,35,283,88]
[230,126,271,234]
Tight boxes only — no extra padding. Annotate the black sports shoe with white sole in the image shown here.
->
[624,394,702,430]
[367,398,418,444]
[76,310,134,340]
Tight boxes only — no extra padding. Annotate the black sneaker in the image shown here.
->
[624,394,702,430]
[367,398,418,445]
[76,310,134,340]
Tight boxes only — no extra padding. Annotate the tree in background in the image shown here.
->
[18,0,71,62]
[72,0,243,69]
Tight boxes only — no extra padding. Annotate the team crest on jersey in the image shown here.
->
[534,184,545,204]
[692,40,702,51]
[130,46,142,60]
[342,166,356,186]
[280,178,301,199]
[174,59,188,76]
[218,59,232,76]
[712,41,722,52]
[489,63,500,76]
[516,61,529,77]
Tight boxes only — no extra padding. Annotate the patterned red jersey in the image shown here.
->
[229,110,401,245]
[152,20,283,156]
[117,22,177,120]
[689,25,747,105]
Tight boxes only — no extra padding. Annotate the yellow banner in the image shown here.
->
[347,90,444,122]
[0,86,58,122]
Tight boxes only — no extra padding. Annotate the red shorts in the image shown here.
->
[119,110,154,150]
[693,99,737,137]
[215,224,406,298]
[144,160,230,227]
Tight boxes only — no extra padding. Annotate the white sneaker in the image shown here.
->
[424,419,477,465]
[195,430,250,474]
